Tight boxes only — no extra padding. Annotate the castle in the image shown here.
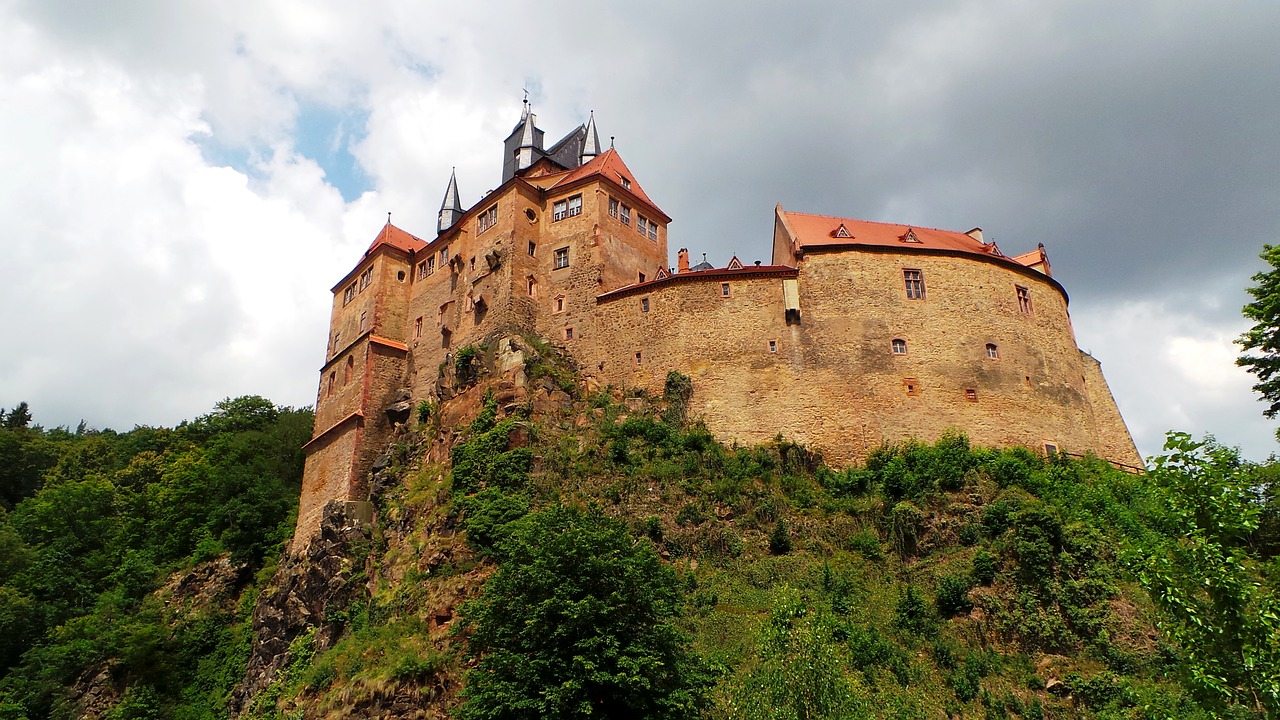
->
[295,105,1142,546]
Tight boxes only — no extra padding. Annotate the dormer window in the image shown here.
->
[901,229,921,243]
[621,177,632,190]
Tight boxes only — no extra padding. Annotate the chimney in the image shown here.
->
[677,248,690,273]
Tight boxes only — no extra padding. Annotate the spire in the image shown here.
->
[438,168,462,234]
[580,110,601,165]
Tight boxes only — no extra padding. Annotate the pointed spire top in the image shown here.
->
[438,168,463,234]
[519,111,538,149]
[521,87,530,120]
[580,110,601,165]
[610,135,616,149]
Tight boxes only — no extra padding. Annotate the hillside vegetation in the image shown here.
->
[1,344,1278,719]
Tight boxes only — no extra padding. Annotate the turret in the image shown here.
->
[580,111,601,165]
[502,100,546,182]
[437,168,463,234]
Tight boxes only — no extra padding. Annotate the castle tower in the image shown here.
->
[437,168,463,234]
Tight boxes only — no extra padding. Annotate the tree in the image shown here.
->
[1237,244,1280,419]
[457,504,711,720]
[1138,433,1280,715]
[3,402,31,429]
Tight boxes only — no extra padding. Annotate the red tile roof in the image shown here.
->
[366,223,428,256]
[780,210,1019,261]
[546,149,669,221]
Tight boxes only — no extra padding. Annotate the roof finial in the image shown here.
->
[610,135,615,149]
[387,211,392,225]
[521,88,530,119]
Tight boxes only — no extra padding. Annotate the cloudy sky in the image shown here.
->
[3,0,1278,461]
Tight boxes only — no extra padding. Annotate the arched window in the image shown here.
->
[892,338,907,355]
[344,356,354,383]
[985,343,999,359]
[527,276,538,298]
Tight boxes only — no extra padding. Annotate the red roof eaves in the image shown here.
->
[597,265,798,302]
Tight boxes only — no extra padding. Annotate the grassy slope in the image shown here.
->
[267,348,1211,720]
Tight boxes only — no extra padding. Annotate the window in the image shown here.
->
[415,316,423,339]
[1016,286,1032,314]
[527,277,538,297]
[620,204,631,226]
[427,256,435,275]
[469,256,475,271]
[554,295,566,313]
[1044,443,1059,457]
[417,261,428,280]
[359,268,373,291]
[567,194,582,217]
[720,282,731,298]
[621,177,632,190]
[553,199,567,221]
[985,343,999,359]
[903,269,924,299]
[397,270,405,281]
[637,215,648,236]
[769,340,777,353]
[343,284,356,305]
[440,246,448,264]
[903,378,920,396]
[641,298,650,312]
[332,331,340,353]
[477,204,498,233]
[965,388,978,402]
[564,327,574,341]
[359,311,367,333]
[553,247,569,269]
[344,356,354,384]
[647,221,658,242]
[638,272,646,283]
[635,351,642,365]
[328,371,336,397]
[892,338,907,355]
[528,241,536,256]
[609,197,619,219]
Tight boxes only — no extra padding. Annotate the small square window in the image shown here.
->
[985,343,999,359]
[903,378,920,396]
[965,388,978,402]
[621,177,632,190]
[892,338,907,355]
[720,282,731,298]
[1044,443,1059,456]
[564,327,574,341]
[768,340,777,353]
[641,298,650,312]
[553,247,570,269]
[477,204,498,233]
[634,351,642,365]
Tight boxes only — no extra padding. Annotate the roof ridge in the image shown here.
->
[783,210,971,237]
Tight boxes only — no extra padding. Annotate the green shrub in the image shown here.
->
[675,503,707,527]
[893,585,936,637]
[460,489,530,556]
[769,519,793,555]
[888,501,923,556]
[971,549,997,585]
[846,530,883,560]
[935,573,974,617]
